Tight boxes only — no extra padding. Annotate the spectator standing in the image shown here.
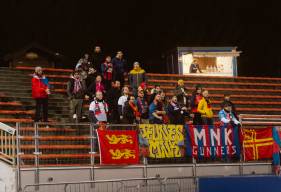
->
[101,56,113,91]
[32,66,50,122]
[189,59,202,73]
[190,85,203,125]
[175,79,189,108]
[67,71,87,122]
[136,90,149,122]
[167,96,187,125]
[128,62,146,97]
[149,93,166,124]
[106,81,121,123]
[138,82,149,102]
[89,91,108,124]
[123,95,141,124]
[91,46,103,73]
[85,67,97,88]
[149,85,161,104]
[118,86,130,121]
[198,90,214,125]
[112,51,127,87]
[76,53,91,73]
[220,94,238,120]
[219,103,240,126]
[87,75,105,99]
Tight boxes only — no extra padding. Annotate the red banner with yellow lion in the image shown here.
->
[97,129,139,164]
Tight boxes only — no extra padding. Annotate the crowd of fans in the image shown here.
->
[31,46,241,127]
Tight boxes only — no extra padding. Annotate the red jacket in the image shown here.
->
[32,76,48,99]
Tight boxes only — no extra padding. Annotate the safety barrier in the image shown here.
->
[0,122,16,164]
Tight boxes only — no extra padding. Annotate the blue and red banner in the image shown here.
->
[97,129,139,164]
[185,124,240,159]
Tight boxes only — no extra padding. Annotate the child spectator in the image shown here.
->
[149,93,166,124]
[136,90,149,122]
[123,95,141,124]
[89,91,108,124]
[118,86,130,120]
[219,103,240,126]
[190,85,203,125]
[128,61,146,97]
[101,56,113,91]
[32,66,50,122]
[198,90,214,125]
[67,71,87,122]
[87,75,105,99]
[167,96,187,125]
[112,51,127,87]
[220,94,238,120]
[106,81,121,123]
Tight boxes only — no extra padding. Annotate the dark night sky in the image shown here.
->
[0,0,281,76]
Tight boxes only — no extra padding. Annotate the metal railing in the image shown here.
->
[0,122,16,164]
[22,177,186,192]
[239,114,281,127]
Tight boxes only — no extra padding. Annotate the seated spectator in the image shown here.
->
[32,66,50,123]
[198,90,214,125]
[87,75,105,99]
[136,90,149,122]
[219,103,240,126]
[123,95,141,124]
[67,71,87,122]
[221,94,238,119]
[118,86,130,120]
[149,93,166,124]
[112,51,127,87]
[85,67,97,88]
[149,85,161,104]
[106,81,121,123]
[167,96,187,125]
[175,79,189,108]
[189,59,202,73]
[91,46,103,73]
[89,91,108,124]
[101,56,113,91]
[190,85,203,125]
[128,62,146,97]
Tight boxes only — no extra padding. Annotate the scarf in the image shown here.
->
[94,99,107,115]
[73,78,82,94]
[129,102,141,117]
[129,67,145,74]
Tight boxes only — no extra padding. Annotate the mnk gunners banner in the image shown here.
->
[242,128,274,161]
[97,129,139,164]
[186,124,240,159]
[139,124,184,158]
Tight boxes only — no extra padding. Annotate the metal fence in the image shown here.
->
[0,122,16,164]
[22,177,188,192]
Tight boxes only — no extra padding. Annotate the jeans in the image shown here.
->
[35,98,48,122]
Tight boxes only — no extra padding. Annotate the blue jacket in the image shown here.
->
[218,109,240,125]
[111,57,127,73]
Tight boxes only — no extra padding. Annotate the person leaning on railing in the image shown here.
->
[89,91,108,124]
[219,103,240,127]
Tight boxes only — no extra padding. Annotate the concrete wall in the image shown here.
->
[0,162,17,192]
